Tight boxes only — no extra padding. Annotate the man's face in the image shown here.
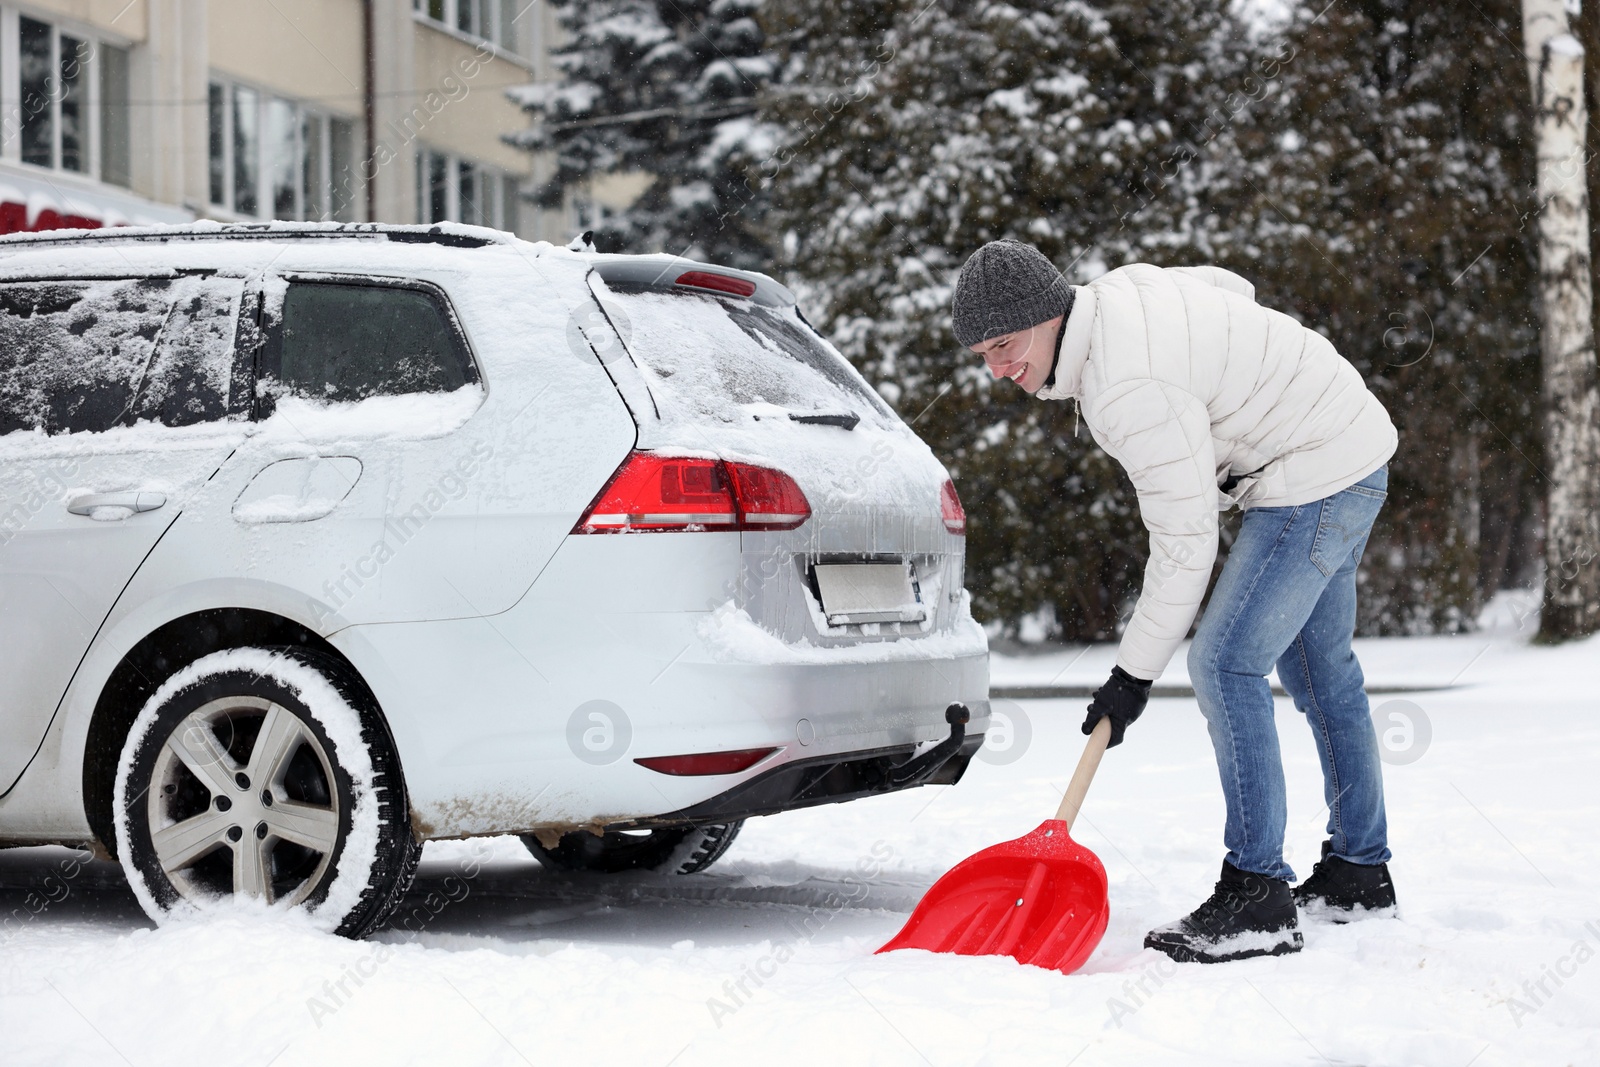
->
[969,315,1063,395]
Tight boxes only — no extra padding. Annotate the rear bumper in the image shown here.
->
[616,733,985,828]
[332,610,990,839]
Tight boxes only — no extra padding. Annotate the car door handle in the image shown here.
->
[66,491,168,516]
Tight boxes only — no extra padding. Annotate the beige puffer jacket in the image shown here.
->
[1035,264,1397,680]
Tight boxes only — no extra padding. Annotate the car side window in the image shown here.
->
[130,276,247,427]
[0,275,242,437]
[268,280,477,404]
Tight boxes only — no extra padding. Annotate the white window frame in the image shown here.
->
[0,6,130,183]
[412,0,534,60]
[416,145,521,233]
[208,77,357,222]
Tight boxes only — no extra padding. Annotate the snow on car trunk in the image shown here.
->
[589,275,965,647]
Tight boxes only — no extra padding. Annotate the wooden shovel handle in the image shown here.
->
[1054,716,1111,828]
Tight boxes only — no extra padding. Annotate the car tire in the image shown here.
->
[521,822,743,875]
[113,646,420,937]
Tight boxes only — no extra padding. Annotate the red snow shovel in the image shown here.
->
[877,717,1112,974]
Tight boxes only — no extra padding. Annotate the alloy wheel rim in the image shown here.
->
[146,696,341,907]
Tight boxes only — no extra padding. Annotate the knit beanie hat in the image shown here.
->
[951,239,1075,348]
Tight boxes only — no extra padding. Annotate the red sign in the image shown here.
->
[0,200,108,234]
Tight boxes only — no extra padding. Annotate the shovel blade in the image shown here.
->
[877,820,1109,974]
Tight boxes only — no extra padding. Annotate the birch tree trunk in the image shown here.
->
[1523,0,1600,639]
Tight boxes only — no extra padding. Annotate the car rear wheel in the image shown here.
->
[113,647,419,937]
[521,822,742,875]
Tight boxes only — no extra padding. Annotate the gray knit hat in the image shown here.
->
[951,239,1075,348]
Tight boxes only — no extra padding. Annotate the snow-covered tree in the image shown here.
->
[507,0,776,268]
[763,0,1552,639]
[760,0,1262,640]
[1241,0,1544,634]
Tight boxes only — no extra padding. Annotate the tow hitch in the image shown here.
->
[887,703,971,787]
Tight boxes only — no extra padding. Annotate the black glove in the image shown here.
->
[1081,666,1153,748]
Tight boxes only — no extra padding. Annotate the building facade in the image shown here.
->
[0,0,601,243]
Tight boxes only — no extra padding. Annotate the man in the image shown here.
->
[952,239,1399,964]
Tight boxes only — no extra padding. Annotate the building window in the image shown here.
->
[208,84,225,206]
[459,161,486,226]
[232,85,259,216]
[416,147,521,234]
[426,150,448,224]
[99,44,131,187]
[12,15,131,187]
[413,0,527,55]
[208,79,358,221]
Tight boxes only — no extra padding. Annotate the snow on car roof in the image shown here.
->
[0,219,513,250]
[0,222,798,305]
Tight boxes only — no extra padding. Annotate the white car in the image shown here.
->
[0,223,990,936]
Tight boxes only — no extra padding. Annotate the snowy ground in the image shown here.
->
[3,608,1597,1066]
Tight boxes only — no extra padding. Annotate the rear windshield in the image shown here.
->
[595,281,894,428]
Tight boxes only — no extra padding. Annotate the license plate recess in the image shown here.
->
[811,561,925,625]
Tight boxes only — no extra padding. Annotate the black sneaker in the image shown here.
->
[1292,840,1396,921]
[1144,861,1303,964]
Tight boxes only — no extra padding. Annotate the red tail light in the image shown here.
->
[675,270,757,298]
[574,452,811,533]
[634,746,778,776]
[940,478,966,535]
[726,462,811,528]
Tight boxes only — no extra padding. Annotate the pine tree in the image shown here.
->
[762,0,1546,640]
[508,0,775,268]
[1242,0,1542,633]
[760,0,1258,640]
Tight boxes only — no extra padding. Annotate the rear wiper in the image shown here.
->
[789,412,859,431]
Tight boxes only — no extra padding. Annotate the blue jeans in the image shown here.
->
[1188,466,1390,881]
